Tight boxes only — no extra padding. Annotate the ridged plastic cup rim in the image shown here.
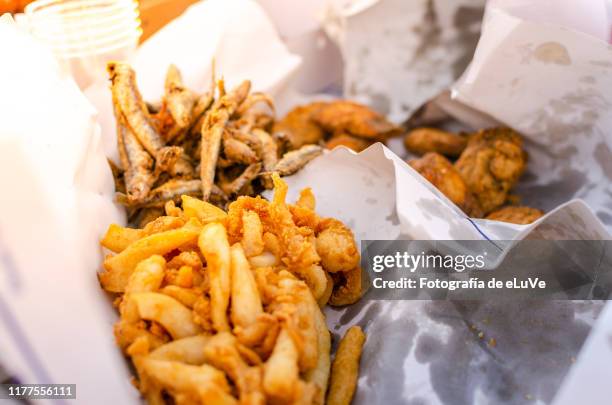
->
[48,26,142,54]
[30,13,140,41]
[25,0,138,20]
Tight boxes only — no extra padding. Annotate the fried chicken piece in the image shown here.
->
[326,134,372,152]
[486,206,544,225]
[312,101,401,140]
[272,103,327,150]
[455,128,527,214]
[409,152,483,218]
[404,127,467,157]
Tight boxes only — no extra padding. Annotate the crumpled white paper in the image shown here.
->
[322,0,487,122]
[0,16,130,405]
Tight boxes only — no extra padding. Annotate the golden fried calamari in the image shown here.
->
[100,175,364,404]
[485,206,544,224]
[410,152,483,218]
[404,127,467,157]
[455,128,527,214]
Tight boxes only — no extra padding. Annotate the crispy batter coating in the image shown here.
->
[486,206,543,224]
[404,127,467,157]
[312,101,401,140]
[329,266,363,307]
[326,326,365,405]
[326,134,372,152]
[455,128,527,214]
[315,218,360,273]
[410,152,484,218]
[272,103,327,149]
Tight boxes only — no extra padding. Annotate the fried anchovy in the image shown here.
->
[119,120,156,202]
[116,181,226,209]
[186,91,215,138]
[145,100,162,114]
[219,162,262,196]
[107,158,125,194]
[236,92,275,116]
[108,62,165,157]
[273,144,322,176]
[223,133,258,164]
[155,145,182,173]
[168,153,195,178]
[165,64,196,129]
[200,80,251,200]
[252,129,278,189]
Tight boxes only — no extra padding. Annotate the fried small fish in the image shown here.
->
[219,163,262,196]
[252,129,278,189]
[486,206,543,225]
[200,80,251,200]
[404,127,467,157]
[274,145,323,176]
[164,64,196,129]
[312,101,401,140]
[117,118,155,203]
[223,133,259,164]
[108,62,165,157]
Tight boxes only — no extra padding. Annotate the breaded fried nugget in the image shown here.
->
[455,128,527,214]
[410,152,483,218]
[312,101,401,140]
[272,103,327,150]
[486,206,543,225]
[404,127,467,157]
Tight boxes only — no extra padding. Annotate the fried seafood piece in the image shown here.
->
[485,206,544,225]
[326,326,366,405]
[107,62,166,157]
[116,116,155,203]
[312,100,401,140]
[272,102,327,150]
[326,134,372,152]
[315,218,360,273]
[275,145,323,176]
[268,174,327,299]
[164,64,196,129]
[409,152,484,218]
[202,332,265,405]
[404,127,467,157]
[329,266,362,307]
[200,80,251,201]
[455,128,527,214]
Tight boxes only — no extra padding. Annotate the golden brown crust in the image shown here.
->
[326,134,372,152]
[272,102,327,150]
[404,127,467,157]
[455,128,527,214]
[486,206,544,224]
[410,152,484,218]
[312,101,401,140]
